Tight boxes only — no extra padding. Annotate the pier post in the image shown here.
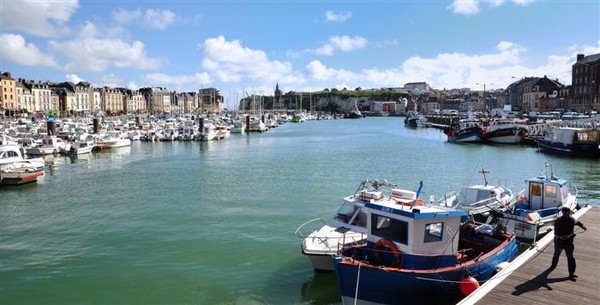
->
[93,118,99,134]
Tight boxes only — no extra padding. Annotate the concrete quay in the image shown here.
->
[458,205,599,305]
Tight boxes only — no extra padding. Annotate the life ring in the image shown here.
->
[374,239,401,266]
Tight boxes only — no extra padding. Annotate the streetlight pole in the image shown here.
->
[476,82,493,113]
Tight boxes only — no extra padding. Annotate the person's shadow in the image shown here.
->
[512,267,571,295]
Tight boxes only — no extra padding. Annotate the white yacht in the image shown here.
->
[98,131,131,148]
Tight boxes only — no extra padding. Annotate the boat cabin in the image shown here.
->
[451,185,509,209]
[0,145,25,164]
[514,173,576,218]
[364,200,467,268]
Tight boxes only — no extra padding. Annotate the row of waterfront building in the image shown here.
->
[1,53,598,118]
[0,73,224,116]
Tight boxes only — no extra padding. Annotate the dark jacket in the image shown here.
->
[554,214,585,240]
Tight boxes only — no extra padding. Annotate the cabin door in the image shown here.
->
[529,182,543,210]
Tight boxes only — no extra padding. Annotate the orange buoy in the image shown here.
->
[460,276,480,296]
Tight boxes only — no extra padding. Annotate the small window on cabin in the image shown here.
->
[545,184,557,198]
[424,222,444,243]
[371,214,408,244]
[530,183,542,196]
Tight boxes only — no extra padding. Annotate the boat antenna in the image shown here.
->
[543,162,554,180]
[411,181,424,208]
[480,166,489,187]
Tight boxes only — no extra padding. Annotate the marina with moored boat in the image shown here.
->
[1,116,598,305]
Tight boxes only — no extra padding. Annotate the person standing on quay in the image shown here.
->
[549,207,587,281]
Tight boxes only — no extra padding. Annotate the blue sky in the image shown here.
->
[1,0,599,108]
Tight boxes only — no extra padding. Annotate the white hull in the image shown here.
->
[105,139,131,148]
[71,146,93,155]
[301,224,366,271]
[305,253,336,271]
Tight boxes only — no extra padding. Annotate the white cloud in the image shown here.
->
[112,8,177,30]
[512,0,535,6]
[199,36,293,83]
[298,40,579,91]
[65,74,84,83]
[0,0,78,37]
[313,35,368,56]
[489,0,505,7]
[0,34,59,68]
[49,22,167,73]
[449,0,480,15]
[398,40,571,89]
[325,11,352,22]
[568,40,600,57]
[141,73,212,90]
[304,60,357,84]
[127,81,140,90]
[94,74,124,88]
[51,38,166,72]
[450,0,535,15]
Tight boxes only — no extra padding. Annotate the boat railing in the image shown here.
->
[437,191,457,207]
[569,183,579,200]
[338,233,367,253]
[294,218,327,238]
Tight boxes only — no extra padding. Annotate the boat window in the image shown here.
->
[424,222,444,243]
[335,202,357,224]
[350,210,368,227]
[545,184,558,198]
[530,183,542,197]
[371,214,408,244]
[577,130,599,143]
[476,189,495,202]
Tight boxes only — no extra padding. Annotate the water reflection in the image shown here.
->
[300,272,341,305]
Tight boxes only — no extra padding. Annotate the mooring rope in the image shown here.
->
[353,262,362,305]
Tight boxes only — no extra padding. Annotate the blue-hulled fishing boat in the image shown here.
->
[333,181,519,305]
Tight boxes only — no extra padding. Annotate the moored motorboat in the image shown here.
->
[439,167,515,220]
[0,163,44,185]
[26,135,67,155]
[536,127,600,158]
[497,163,582,242]
[0,144,45,171]
[333,181,519,305]
[67,140,94,155]
[295,179,417,272]
[98,131,131,148]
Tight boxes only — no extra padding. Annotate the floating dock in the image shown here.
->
[458,205,599,305]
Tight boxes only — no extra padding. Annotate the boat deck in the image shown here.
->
[458,206,599,305]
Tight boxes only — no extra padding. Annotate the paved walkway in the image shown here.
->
[458,205,599,305]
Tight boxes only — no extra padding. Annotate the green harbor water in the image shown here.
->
[1,117,599,305]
